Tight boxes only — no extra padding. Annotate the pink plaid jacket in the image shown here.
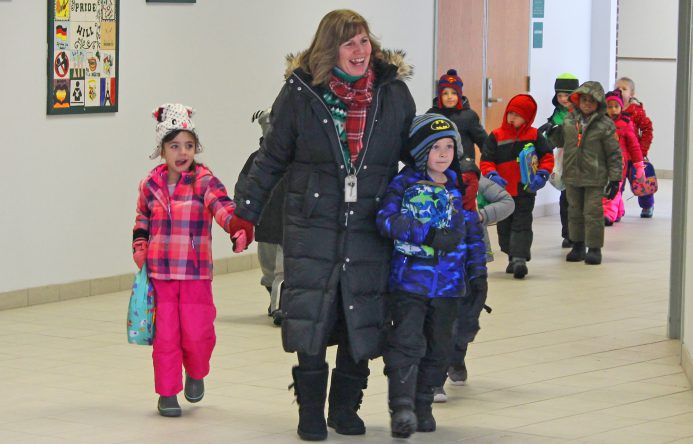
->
[134,163,236,280]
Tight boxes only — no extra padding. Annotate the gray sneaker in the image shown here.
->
[432,386,447,403]
[448,365,468,386]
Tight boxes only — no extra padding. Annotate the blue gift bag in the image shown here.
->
[127,264,156,345]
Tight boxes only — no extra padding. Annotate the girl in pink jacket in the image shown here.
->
[602,91,645,225]
[132,103,253,417]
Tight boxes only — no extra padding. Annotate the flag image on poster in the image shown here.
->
[47,0,119,114]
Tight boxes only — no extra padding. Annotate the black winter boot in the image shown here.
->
[585,248,602,265]
[290,364,329,441]
[415,390,436,432]
[512,257,528,279]
[388,365,418,439]
[157,395,181,417]
[184,373,204,403]
[326,369,367,435]
[566,242,586,262]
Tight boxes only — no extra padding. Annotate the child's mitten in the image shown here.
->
[603,180,620,200]
[485,171,508,188]
[425,228,463,252]
[231,231,247,253]
[228,215,255,249]
[132,239,148,269]
[527,169,550,193]
[633,161,646,182]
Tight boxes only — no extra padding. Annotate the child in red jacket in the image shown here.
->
[615,77,655,217]
[602,90,645,225]
[481,94,554,279]
[132,103,253,417]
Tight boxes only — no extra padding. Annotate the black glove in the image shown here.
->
[425,227,463,253]
[468,276,488,297]
[603,180,620,200]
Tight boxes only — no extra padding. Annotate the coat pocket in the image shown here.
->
[302,171,320,218]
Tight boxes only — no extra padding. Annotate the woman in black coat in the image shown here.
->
[232,9,415,441]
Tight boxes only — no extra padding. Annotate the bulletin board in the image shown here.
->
[47,0,119,114]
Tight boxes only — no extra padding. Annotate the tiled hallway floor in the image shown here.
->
[2,180,691,443]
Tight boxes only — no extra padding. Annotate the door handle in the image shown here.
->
[487,97,503,104]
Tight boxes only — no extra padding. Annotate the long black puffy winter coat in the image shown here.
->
[234,51,416,361]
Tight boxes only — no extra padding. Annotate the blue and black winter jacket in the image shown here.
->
[376,167,487,299]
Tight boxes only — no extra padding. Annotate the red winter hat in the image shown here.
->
[504,94,537,127]
[437,69,464,110]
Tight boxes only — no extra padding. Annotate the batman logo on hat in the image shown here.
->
[431,119,451,131]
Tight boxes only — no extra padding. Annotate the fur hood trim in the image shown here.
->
[283,49,413,81]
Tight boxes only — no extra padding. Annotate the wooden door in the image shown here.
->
[485,0,530,132]
[436,0,530,132]
[436,0,484,115]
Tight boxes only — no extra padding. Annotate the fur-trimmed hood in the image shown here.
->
[283,49,413,84]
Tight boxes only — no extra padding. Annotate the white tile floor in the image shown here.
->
[1,180,689,443]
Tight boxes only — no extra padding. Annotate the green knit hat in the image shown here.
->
[554,73,579,93]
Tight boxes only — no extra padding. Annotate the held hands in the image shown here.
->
[231,231,247,253]
[527,169,550,193]
[132,239,148,270]
[603,180,621,200]
[425,227,463,253]
[228,215,255,253]
[633,161,646,182]
[486,171,508,188]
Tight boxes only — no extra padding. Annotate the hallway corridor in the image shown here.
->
[1,180,691,443]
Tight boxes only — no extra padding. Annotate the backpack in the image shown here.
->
[517,143,539,188]
[394,181,454,258]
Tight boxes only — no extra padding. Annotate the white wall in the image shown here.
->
[0,0,435,293]
[590,0,618,89]
[683,63,693,372]
[616,0,678,172]
[529,0,593,210]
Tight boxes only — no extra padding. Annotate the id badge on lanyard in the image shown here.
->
[345,174,358,202]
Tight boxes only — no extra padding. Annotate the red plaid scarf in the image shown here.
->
[328,69,375,164]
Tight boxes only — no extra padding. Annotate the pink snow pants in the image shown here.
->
[602,161,628,223]
[602,180,625,222]
[151,279,216,396]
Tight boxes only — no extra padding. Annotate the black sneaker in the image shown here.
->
[184,374,204,403]
[158,395,182,417]
[641,207,654,218]
[561,238,573,248]
[604,217,614,227]
[505,261,514,274]
[448,365,468,386]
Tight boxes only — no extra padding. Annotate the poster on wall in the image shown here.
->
[47,0,119,114]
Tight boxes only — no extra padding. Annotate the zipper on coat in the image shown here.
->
[190,232,199,268]
[292,73,382,177]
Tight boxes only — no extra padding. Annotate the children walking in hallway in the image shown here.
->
[376,113,487,438]
[615,77,655,217]
[550,82,623,265]
[539,73,580,247]
[481,94,554,279]
[602,90,645,225]
[132,103,252,417]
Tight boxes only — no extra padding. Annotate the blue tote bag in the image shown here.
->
[127,264,156,345]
